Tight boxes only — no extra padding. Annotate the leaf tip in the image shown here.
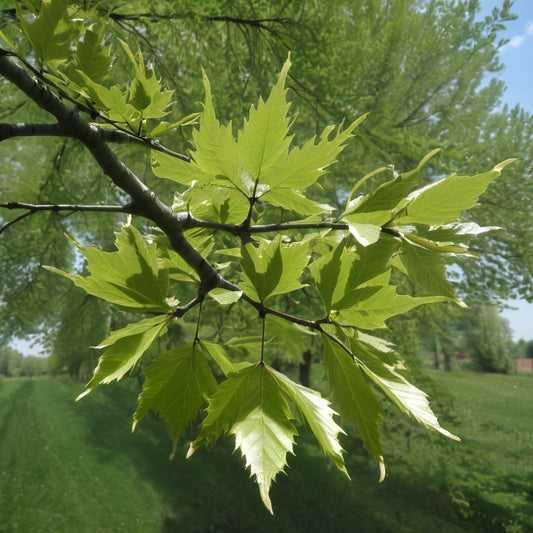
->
[169,440,178,461]
[494,158,518,172]
[378,456,386,482]
[75,389,90,401]
[186,442,196,459]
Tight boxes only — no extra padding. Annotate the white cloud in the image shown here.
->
[500,20,533,52]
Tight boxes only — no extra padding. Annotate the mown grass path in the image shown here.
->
[0,373,531,532]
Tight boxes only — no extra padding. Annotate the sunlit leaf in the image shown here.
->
[133,343,217,458]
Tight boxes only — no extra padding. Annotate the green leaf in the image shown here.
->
[239,237,283,302]
[266,315,315,363]
[350,149,440,215]
[119,40,173,118]
[76,71,138,123]
[399,236,465,303]
[343,235,399,292]
[337,284,452,329]
[344,220,382,247]
[207,288,242,305]
[398,232,474,256]
[189,364,297,514]
[395,159,516,225]
[238,56,292,181]
[322,334,385,479]
[148,113,200,138]
[190,70,243,191]
[270,367,347,475]
[309,240,346,313]
[17,0,80,64]
[350,332,460,441]
[45,224,171,312]
[78,314,170,399]
[133,343,217,458]
[151,150,204,186]
[199,341,248,376]
[414,222,500,246]
[174,185,250,224]
[260,188,332,215]
[73,27,111,84]
[239,238,309,302]
[263,116,366,190]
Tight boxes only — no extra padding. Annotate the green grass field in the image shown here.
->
[0,370,532,532]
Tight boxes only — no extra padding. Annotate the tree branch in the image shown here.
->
[181,215,349,236]
[0,47,190,161]
[0,209,34,236]
[0,119,190,161]
[0,202,137,235]
[0,122,64,140]
[0,52,220,291]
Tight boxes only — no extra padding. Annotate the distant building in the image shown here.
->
[515,358,533,372]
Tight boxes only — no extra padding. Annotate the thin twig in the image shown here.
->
[0,209,34,235]
[0,202,136,235]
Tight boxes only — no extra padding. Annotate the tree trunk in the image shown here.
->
[299,350,312,387]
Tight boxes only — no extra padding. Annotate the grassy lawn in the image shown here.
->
[0,371,531,532]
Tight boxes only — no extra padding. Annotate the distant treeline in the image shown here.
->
[0,345,48,377]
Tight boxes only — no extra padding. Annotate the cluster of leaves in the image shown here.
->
[1,0,190,135]
[0,1,514,513]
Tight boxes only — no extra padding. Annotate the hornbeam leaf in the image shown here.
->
[350,149,441,215]
[191,70,242,191]
[239,237,283,302]
[264,116,366,190]
[133,343,217,458]
[337,284,452,329]
[415,222,501,245]
[45,224,171,313]
[73,28,112,84]
[399,236,465,303]
[78,314,170,399]
[238,56,292,182]
[309,240,346,313]
[395,159,516,225]
[345,221,381,247]
[16,0,80,64]
[260,188,332,215]
[152,150,207,186]
[351,332,460,442]
[189,365,297,514]
[200,341,250,376]
[270,367,348,475]
[322,335,385,479]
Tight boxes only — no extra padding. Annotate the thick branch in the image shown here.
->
[0,122,64,140]
[0,119,190,161]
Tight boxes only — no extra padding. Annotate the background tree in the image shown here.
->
[0,345,23,377]
[463,304,515,373]
[1,0,531,352]
[0,0,527,512]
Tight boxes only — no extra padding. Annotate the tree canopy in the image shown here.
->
[0,0,529,512]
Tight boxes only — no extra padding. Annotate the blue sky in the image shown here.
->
[480,1,533,340]
[481,0,533,113]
